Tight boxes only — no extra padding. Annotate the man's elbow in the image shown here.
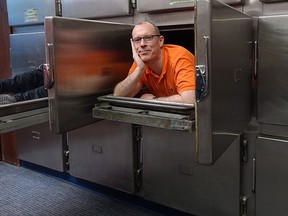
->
[180,90,196,104]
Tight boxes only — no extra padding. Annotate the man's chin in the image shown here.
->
[140,56,150,63]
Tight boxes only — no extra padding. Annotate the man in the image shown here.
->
[114,21,195,104]
[0,65,47,105]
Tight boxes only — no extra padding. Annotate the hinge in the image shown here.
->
[130,0,136,9]
[55,0,62,17]
[240,196,248,216]
[62,133,69,171]
[132,124,143,191]
[241,138,248,162]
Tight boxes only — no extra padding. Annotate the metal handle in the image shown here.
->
[252,158,256,193]
[196,36,210,102]
[32,131,40,140]
[43,43,55,89]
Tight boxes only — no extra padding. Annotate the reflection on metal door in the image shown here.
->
[44,17,133,133]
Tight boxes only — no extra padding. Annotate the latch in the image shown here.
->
[196,64,209,102]
[241,138,248,162]
[196,35,210,102]
[62,133,69,171]
[240,196,248,216]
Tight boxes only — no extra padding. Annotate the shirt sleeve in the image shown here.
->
[174,55,196,93]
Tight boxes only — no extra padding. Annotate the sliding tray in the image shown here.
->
[93,95,195,132]
[0,98,48,133]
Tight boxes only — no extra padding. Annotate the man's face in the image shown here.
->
[131,23,164,63]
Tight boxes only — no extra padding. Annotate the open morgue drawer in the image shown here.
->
[0,98,48,133]
[93,95,195,132]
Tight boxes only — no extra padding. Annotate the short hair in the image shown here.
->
[134,21,161,35]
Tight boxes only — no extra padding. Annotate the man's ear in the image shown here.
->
[159,35,164,47]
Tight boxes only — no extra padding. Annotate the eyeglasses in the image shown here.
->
[131,35,160,44]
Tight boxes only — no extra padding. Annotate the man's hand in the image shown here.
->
[140,93,156,100]
[130,39,145,70]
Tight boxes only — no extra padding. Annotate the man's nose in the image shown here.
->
[140,38,147,45]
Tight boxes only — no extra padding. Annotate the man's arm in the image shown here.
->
[141,90,195,104]
[113,70,144,97]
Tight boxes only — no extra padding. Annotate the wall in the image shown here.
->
[0,0,18,165]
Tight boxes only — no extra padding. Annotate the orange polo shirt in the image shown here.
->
[128,44,195,97]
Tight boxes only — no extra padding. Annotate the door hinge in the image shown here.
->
[132,124,143,191]
[62,133,69,171]
[240,196,248,216]
[130,0,136,9]
[241,138,248,162]
[55,0,62,17]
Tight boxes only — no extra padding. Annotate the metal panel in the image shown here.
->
[7,0,56,26]
[263,2,288,15]
[142,126,241,216]
[136,0,244,13]
[10,32,45,76]
[61,0,132,19]
[0,99,48,133]
[44,17,133,133]
[145,10,195,26]
[257,15,288,126]
[16,122,65,172]
[68,121,135,193]
[195,0,253,164]
[136,0,195,12]
[256,136,288,216]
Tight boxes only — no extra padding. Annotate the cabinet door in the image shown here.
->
[257,15,288,126]
[195,0,253,164]
[16,122,65,172]
[61,0,132,19]
[68,121,135,193]
[136,0,245,13]
[45,17,133,133]
[256,136,288,216]
[7,0,55,26]
[142,126,242,216]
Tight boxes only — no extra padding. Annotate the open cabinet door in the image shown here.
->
[195,0,253,164]
[44,17,133,133]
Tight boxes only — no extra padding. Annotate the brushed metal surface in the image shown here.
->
[45,17,133,133]
[256,136,288,216]
[7,0,55,26]
[61,0,132,19]
[68,121,135,193]
[16,122,65,172]
[257,15,288,126]
[136,0,245,13]
[142,126,241,215]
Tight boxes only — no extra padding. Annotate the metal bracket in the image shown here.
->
[130,0,136,9]
[240,196,248,216]
[241,139,248,162]
[55,0,62,17]
[196,64,208,102]
[132,124,143,191]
